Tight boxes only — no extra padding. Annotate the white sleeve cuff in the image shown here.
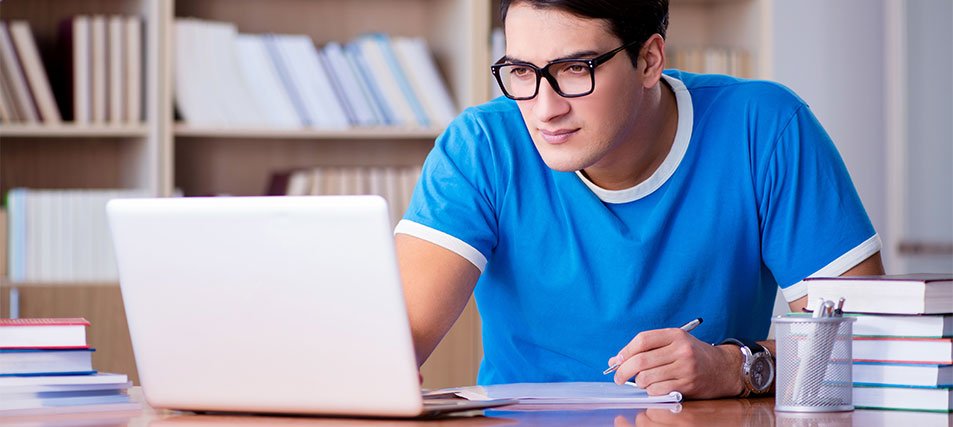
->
[394,219,488,272]
[780,233,883,302]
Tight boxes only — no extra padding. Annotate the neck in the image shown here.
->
[582,78,679,191]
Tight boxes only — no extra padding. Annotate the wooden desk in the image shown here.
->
[3,387,951,426]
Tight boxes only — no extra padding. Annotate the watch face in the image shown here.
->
[749,355,774,391]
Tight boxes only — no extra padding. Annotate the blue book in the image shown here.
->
[0,348,95,376]
[345,41,395,126]
[372,33,429,127]
[263,34,312,126]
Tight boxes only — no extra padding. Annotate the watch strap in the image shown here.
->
[718,338,769,397]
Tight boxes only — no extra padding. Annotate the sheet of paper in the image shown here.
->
[446,382,683,404]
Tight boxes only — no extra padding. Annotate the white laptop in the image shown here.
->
[107,195,513,417]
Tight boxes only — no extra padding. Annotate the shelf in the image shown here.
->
[1,280,119,288]
[0,124,150,138]
[174,124,445,140]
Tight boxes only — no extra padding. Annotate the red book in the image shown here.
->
[0,318,90,349]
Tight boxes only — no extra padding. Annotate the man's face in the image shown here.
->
[504,3,644,172]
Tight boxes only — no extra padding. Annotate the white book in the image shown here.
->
[354,36,417,126]
[853,337,953,364]
[72,16,91,124]
[383,167,403,224]
[286,170,312,196]
[8,21,62,124]
[174,19,221,125]
[391,38,440,127]
[322,42,377,126]
[309,167,324,195]
[400,37,457,126]
[853,385,952,412]
[204,21,264,126]
[367,167,386,198]
[0,23,37,122]
[343,45,388,125]
[107,16,124,124]
[273,34,349,129]
[0,348,93,376]
[124,16,141,123]
[490,27,505,99]
[853,362,952,388]
[234,34,301,128]
[850,313,953,338]
[90,16,107,124]
[806,274,953,315]
[0,373,126,388]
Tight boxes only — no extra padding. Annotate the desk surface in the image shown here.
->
[4,387,951,426]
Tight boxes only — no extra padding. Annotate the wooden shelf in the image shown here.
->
[0,124,150,138]
[174,124,444,140]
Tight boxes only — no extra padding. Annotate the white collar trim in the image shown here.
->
[575,74,693,204]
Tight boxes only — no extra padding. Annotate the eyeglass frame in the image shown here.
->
[490,40,641,101]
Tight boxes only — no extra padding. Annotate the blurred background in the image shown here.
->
[0,0,950,388]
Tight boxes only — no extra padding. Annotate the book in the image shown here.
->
[806,274,953,314]
[0,372,127,387]
[854,362,952,388]
[446,382,682,405]
[234,34,301,128]
[107,16,125,124]
[0,22,38,123]
[8,21,62,123]
[72,16,92,124]
[0,318,89,348]
[124,16,142,123]
[90,15,107,124]
[853,337,953,365]
[851,313,953,338]
[853,385,952,412]
[0,348,94,376]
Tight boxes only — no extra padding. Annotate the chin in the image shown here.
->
[535,145,593,172]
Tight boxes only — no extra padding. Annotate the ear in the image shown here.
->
[638,34,666,89]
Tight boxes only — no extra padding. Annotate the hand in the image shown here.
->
[607,328,745,399]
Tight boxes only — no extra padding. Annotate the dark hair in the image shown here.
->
[499,0,669,67]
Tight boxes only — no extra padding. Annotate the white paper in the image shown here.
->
[447,382,683,404]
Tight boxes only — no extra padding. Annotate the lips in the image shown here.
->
[538,128,579,144]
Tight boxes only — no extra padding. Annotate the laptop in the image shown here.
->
[107,195,513,417]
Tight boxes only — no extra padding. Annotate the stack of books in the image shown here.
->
[807,273,953,413]
[0,318,138,416]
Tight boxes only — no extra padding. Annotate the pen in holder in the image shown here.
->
[772,308,855,412]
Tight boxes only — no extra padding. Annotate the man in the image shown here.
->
[394,0,884,399]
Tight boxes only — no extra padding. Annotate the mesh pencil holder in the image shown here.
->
[772,315,856,412]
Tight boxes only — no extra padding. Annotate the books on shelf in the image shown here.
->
[173,18,457,130]
[6,188,151,283]
[0,16,142,126]
[265,165,421,225]
[0,318,89,348]
[806,273,953,315]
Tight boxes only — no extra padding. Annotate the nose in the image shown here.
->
[532,78,570,123]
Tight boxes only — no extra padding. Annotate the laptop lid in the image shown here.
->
[108,196,430,416]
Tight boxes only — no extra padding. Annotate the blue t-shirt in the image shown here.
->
[397,70,880,385]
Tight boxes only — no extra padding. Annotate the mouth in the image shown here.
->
[538,128,579,144]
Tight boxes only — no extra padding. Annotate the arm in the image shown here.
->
[610,252,886,399]
[396,233,481,366]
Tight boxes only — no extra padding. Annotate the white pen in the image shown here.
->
[603,317,704,375]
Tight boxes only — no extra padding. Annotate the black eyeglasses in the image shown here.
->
[490,40,639,100]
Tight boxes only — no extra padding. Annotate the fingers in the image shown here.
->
[610,328,687,385]
[613,344,676,385]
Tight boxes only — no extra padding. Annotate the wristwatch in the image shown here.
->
[719,338,775,397]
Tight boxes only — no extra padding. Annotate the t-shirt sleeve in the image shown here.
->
[758,103,881,301]
[395,112,500,271]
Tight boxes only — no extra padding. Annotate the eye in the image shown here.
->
[566,63,588,74]
[509,66,533,78]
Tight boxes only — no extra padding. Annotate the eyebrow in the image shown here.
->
[501,49,602,65]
